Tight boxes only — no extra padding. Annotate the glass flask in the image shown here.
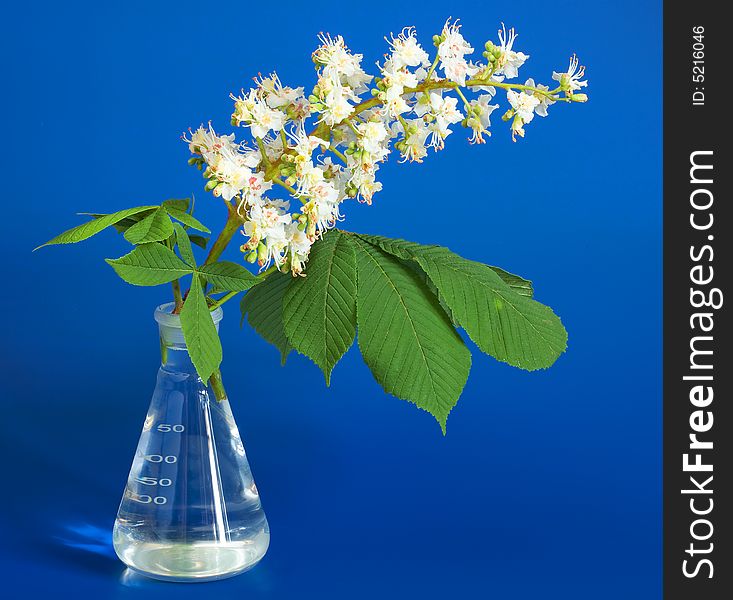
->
[113,303,270,582]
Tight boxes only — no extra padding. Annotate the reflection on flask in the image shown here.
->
[113,303,269,582]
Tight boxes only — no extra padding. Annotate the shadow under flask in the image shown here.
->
[113,303,270,582]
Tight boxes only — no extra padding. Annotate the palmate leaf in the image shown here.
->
[123,207,174,245]
[35,205,158,249]
[180,272,222,382]
[349,235,471,433]
[105,243,192,286]
[283,230,356,385]
[240,271,293,364]
[357,234,567,371]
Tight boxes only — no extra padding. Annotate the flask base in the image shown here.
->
[114,536,270,582]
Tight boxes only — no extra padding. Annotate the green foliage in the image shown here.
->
[180,273,223,382]
[188,234,209,249]
[487,266,533,297]
[357,234,567,371]
[105,243,193,286]
[123,207,174,245]
[35,206,158,249]
[162,198,190,212]
[349,235,471,432]
[240,271,293,364]
[173,223,196,267]
[283,230,357,385]
[39,196,568,431]
[198,261,261,292]
[165,208,211,233]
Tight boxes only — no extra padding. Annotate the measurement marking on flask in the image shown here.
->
[146,454,177,463]
[137,477,173,487]
[130,422,187,506]
[156,424,185,432]
[129,491,168,505]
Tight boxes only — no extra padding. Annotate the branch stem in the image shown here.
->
[203,202,242,267]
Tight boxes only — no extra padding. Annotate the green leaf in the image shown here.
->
[180,273,222,382]
[105,243,193,286]
[240,271,292,363]
[35,205,158,249]
[123,207,174,245]
[350,235,471,433]
[198,261,260,292]
[165,207,211,233]
[162,198,190,212]
[189,234,209,249]
[359,235,567,371]
[173,223,196,267]
[283,230,356,385]
[82,210,159,233]
[488,266,533,297]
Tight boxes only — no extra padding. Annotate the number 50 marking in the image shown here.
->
[157,424,185,432]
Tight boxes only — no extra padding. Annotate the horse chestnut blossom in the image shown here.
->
[184,19,588,276]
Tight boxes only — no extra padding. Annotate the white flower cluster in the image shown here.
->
[185,19,588,275]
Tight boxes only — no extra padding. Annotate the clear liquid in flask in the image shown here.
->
[113,304,270,582]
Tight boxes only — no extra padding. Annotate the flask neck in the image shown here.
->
[155,302,223,373]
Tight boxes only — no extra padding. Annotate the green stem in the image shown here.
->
[208,369,227,402]
[328,144,348,164]
[171,278,184,312]
[209,290,238,312]
[272,177,300,197]
[203,203,241,267]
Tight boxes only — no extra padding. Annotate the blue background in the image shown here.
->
[1,0,661,597]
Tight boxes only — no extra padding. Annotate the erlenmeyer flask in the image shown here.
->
[113,303,270,582]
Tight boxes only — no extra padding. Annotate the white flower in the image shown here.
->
[524,78,554,117]
[438,19,473,62]
[387,27,430,69]
[289,126,329,159]
[295,161,326,196]
[425,92,463,149]
[467,94,498,143]
[257,73,305,109]
[437,19,476,85]
[231,89,287,138]
[249,102,287,139]
[318,86,355,126]
[441,57,480,86]
[357,120,390,155]
[313,33,371,93]
[243,201,291,248]
[552,54,588,91]
[507,89,540,141]
[507,89,539,123]
[285,222,313,275]
[184,124,237,156]
[495,24,529,79]
[394,118,429,163]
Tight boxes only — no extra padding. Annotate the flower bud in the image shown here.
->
[204,179,218,192]
[570,93,588,102]
[432,34,442,46]
[245,251,257,264]
[501,109,513,122]
[187,157,198,166]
